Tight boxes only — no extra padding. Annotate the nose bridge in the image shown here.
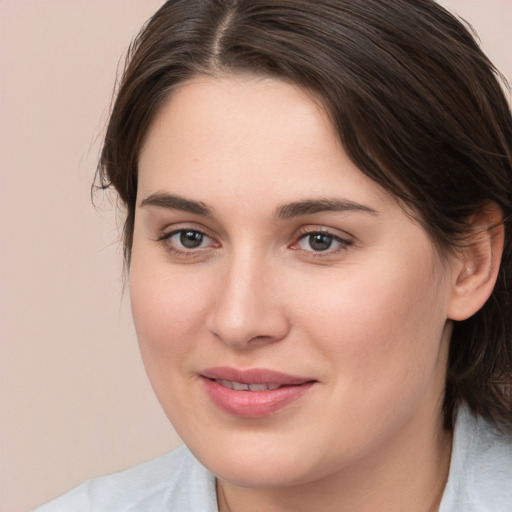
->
[207,243,288,348]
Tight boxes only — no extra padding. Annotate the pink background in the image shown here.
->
[0,1,510,511]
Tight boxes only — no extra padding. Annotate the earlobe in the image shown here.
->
[448,204,504,321]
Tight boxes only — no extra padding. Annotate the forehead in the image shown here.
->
[140,74,333,170]
[138,75,393,210]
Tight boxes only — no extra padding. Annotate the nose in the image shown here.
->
[206,250,290,350]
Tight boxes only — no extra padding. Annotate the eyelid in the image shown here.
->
[156,224,220,256]
[157,221,216,241]
[157,227,208,242]
[290,226,354,254]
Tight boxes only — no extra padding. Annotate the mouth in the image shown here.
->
[212,379,283,391]
[199,367,316,418]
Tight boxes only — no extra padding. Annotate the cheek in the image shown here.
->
[129,264,211,365]
[129,262,219,431]
[295,254,448,399]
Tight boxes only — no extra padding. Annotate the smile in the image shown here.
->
[200,367,316,418]
[214,379,282,391]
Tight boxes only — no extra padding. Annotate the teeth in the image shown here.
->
[219,379,234,389]
[248,383,267,391]
[215,379,281,391]
[232,381,250,391]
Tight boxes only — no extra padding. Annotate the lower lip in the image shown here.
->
[201,378,315,419]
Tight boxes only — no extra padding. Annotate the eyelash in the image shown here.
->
[156,227,353,257]
[292,228,353,256]
[157,228,216,257]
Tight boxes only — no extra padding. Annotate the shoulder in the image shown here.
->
[32,445,218,512]
[440,405,512,512]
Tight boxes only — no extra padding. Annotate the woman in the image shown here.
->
[35,0,511,510]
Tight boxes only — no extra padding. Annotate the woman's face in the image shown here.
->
[131,75,457,487]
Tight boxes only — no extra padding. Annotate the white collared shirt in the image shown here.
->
[34,406,512,511]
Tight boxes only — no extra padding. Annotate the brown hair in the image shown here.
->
[97,0,512,431]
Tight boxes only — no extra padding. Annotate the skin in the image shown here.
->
[130,75,475,511]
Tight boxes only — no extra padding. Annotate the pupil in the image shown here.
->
[180,231,203,248]
[309,233,332,251]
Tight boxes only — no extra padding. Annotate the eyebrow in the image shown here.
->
[139,192,213,216]
[275,198,378,219]
[139,193,377,219]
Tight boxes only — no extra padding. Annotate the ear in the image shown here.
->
[448,203,504,321]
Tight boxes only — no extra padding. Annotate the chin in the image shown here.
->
[184,427,325,488]
[210,457,314,489]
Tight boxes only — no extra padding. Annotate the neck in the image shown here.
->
[217,412,452,512]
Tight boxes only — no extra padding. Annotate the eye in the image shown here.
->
[174,230,208,249]
[158,228,216,253]
[294,230,352,254]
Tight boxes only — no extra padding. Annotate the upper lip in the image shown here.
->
[200,366,314,386]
